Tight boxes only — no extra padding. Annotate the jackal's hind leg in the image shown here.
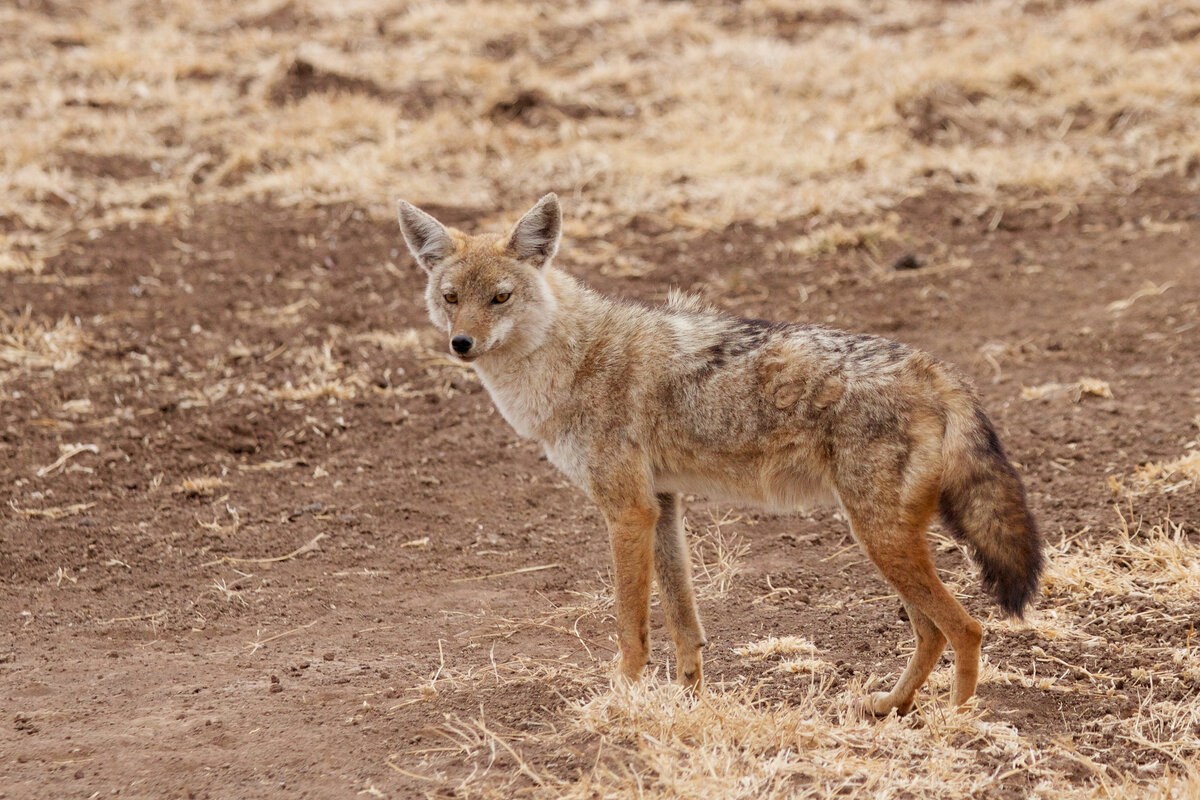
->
[654,493,706,690]
[842,477,983,714]
[857,531,982,713]
[869,601,947,715]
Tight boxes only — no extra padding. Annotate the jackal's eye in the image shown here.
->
[492,292,511,304]
[443,292,458,304]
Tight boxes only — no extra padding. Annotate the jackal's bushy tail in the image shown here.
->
[939,400,1043,618]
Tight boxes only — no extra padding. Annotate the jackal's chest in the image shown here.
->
[488,392,540,440]
[541,437,591,492]
[475,369,595,491]
[475,367,559,441]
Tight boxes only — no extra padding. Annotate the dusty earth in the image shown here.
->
[2,175,1199,797]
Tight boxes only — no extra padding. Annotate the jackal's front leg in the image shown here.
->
[605,500,658,682]
[655,493,706,690]
[592,458,659,684]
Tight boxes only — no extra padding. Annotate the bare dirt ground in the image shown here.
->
[3,1,1200,799]
[4,177,1199,799]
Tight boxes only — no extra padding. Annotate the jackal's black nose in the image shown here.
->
[451,335,473,355]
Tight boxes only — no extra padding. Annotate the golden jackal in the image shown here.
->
[397,194,1042,714]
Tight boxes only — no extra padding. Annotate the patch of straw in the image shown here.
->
[1107,282,1172,313]
[688,509,750,598]
[1021,378,1114,403]
[1122,451,1200,496]
[0,311,84,383]
[788,217,901,258]
[1042,515,1200,605]
[733,635,820,660]
[174,476,226,496]
[9,500,95,519]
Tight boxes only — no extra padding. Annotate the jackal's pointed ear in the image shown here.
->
[503,193,561,267]
[397,200,455,273]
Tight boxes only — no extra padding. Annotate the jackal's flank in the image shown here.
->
[397,194,1042,714]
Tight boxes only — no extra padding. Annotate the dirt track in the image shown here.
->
[3,175,1199,797]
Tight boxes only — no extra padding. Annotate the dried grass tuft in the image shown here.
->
[789,217,901,258]
[733,635,820,660]
[688,509,750,597]
[1021,378,1114,403]
[1122,451,1200,496]
[174,476,226,496]
[1032,516,1200,632]
[269,342,363,401]
[0,311,85,384]
[562,675,1028,800]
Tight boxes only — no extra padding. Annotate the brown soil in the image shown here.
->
[3,177,1199,798]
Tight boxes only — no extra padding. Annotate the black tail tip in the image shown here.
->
[984,550,1044,619]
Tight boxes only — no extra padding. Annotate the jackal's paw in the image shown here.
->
[948,685,979,711]
[615,656,648,686]
[676,658,704,693]
[948,680,980,709]
[863,691,914,717]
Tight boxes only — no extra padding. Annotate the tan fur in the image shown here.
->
[397,194,1043,712]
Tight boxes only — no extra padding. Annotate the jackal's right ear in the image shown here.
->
[397,200,455,273]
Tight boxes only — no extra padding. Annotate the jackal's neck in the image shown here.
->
[470,267,605,441]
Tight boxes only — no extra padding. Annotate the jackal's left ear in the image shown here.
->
[397,200,455,273]
[503,193,561,267]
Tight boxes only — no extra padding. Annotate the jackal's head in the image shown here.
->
[397,194,561,362]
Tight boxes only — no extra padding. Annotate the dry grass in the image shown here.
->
[174,475,226,496]
[269,341,363,401]
[390,501,1200,799]
[0,310,85,385]
[1042,513,1200,604]
[734,635,820,660]
[1022,378,1115,403]
[352,328,429,354]
[8,500,96,520]
[402,637,1199,798]
[788,217,902,258]
[1119,451,1200,496]
[562,678,1034,800]
[1107,282,1174,314]
[4,0,1200,277]
[687,509,751,598]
